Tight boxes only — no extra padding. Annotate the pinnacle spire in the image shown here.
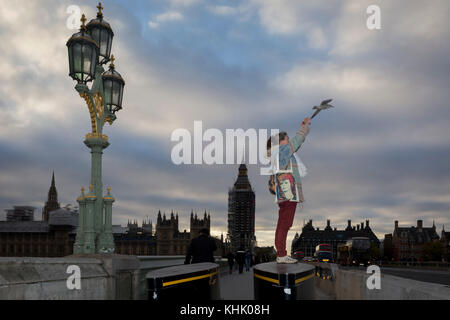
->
[43,171,60,222]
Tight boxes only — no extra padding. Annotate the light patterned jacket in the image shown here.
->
[277,124,310,203]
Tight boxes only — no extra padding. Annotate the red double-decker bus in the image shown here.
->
[314,243,333,262]
[316,244,332,252]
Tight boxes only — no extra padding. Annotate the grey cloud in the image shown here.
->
[1,1,450,246]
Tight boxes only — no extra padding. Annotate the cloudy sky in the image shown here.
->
[1,0,449,247]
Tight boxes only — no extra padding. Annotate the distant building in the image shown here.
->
[441,226,450,262]
[389,220,440,261]
[155,210,224,256]
[5,206,35,222]
[0,207,78,257]
[291,219,380,259]
[227,164,256,253]
[115,210,225,257]
[383,233,394,260]
[155,211,187,255]
[0,174,77,257]
[114,220,157,255]
[0,173,225,258]
[42,172,60,222]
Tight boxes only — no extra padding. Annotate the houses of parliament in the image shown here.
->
[115,210,224,257]
[0,173,224,257]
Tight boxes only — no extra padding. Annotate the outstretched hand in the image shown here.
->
[301,117,311,126]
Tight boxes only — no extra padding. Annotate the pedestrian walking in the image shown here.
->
[236,248,245,274]
[184,228,217,264]
[226,251,235,274]
[245,250,253,271]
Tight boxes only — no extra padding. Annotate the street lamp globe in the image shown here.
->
[86,3,114,65]
[66,14,99,84]
[102,55,125,114]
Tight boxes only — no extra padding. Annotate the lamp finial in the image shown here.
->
[97,2,104,17]
[80,14,87,30]
[110,54,115,68]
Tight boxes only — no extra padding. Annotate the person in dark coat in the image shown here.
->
[184,228,217,264]
[236,248,246,274]
[245,250,253,271]
[226,251,235,274]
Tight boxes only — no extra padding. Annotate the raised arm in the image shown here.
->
[290,118,310,152]
[278,118,310,168]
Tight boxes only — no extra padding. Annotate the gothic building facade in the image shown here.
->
[114,219,156,255]
[0,173,225,258]
[291,219,380,258]
[114,210,224,257]
[227,164,256,253]
[0,173,78,257]
[155,211,189,255]
[388,220,440,261]
[155,210,224,256]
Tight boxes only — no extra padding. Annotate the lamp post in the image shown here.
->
[66,3,125,254]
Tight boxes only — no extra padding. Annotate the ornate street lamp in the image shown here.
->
[102,55,125,115]
[66,14,99,84]
[66,3,125,254]
[86,3,114,65]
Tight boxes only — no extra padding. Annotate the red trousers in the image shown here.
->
[275,201,297,257]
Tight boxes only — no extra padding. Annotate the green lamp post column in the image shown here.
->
[67,3,125,254]
[84,184,98,253]
[99,187,115,252]
[74,187,86,253]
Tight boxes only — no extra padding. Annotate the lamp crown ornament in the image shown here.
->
[80,14,87,29]
[97,2,104,17]
[86,2,114,65]
[109,54,115,68]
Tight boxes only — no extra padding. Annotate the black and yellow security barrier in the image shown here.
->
[314,264,335,281]
[146,262,220,301]
[253,262,315,300]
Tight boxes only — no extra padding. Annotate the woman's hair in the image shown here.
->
[266,131,288,157]
[277,173,294,184]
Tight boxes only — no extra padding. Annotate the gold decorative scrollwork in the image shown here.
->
[79,92,98,134]
[105,116,113,125]
[93,91,104,120]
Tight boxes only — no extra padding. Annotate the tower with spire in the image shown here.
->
[155,210,180,254]
[227,164,256,252]
[42,172,60,222]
